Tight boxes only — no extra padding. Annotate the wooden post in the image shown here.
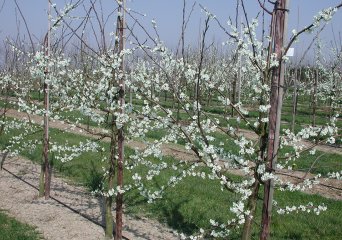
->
[260,0,289,239]
[42,0,51,200]
[237,16,242,104]
[116,0,125,239]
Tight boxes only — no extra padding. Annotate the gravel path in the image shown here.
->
[0,156,179,240]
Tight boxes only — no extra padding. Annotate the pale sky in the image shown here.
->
[0,0,341,60]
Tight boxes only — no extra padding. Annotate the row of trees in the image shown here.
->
[0,0,341,239]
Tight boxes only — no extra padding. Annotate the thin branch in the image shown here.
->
[257,0,272,15]
[285,2,342,56]
[0,0,6,14]
[13,0,35,52]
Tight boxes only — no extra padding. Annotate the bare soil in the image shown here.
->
[0,155,179,240]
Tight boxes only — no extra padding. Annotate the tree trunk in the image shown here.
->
[312,68,318,126]
[241,180,260,240]
[105,195,114,238]
[43,81,50,200]
[115,133,124,240]
[291,68,298,132]
[231,75,237,117]
[241,84,268,239]
[39,162,45,197]
[40,0,52,200]
[105,131,116,239]
[329,70,336,118]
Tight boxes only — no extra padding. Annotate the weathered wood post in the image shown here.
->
[260,0,289,239]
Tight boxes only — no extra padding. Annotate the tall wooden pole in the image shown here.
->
[260,0,289,239]
[43,0,51,200]
[115,0,125,239]
[237,16,243,104]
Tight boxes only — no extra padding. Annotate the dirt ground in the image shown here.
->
[0,155,179,240]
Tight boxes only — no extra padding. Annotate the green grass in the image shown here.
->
[1,122,341,239]
[124,168,342,239]
[287,152,342,176]
[0,210,42,240]
[0,100,16,109]
[125,171,240,235]
[276,143,342,176]
[143,126,341,177]
[54,109,103,128]
[269,191,342,240]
